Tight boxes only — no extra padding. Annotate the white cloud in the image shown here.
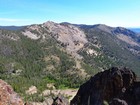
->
[0,18,33,26]
[0,18,29,22]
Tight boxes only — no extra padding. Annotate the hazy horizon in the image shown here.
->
[0,21,140,29]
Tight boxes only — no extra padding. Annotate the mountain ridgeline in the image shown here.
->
[0,21,140,100]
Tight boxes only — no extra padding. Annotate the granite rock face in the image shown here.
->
[71,67,140,105]
[0,79,24,105]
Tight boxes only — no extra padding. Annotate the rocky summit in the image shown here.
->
[71,67,140,105]
[0,79,24,105]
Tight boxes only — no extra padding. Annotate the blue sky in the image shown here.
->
[0,0,140,27]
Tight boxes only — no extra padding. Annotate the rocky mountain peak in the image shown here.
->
[42,21,56,27]
[114,27,136,36]
[114,27,140,47]
[45,21,88,59]
[22,21,88,59]
[95,24,109,27]
[95,24,113,32]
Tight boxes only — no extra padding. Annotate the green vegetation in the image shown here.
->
[0,24,140,102]
[81,28,140,75]
[0,31,85,102]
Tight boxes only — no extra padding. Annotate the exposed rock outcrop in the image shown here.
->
[0,79,24,105]
[52,95,69,105]
[29,95,69,105]
[22,21,88,59]
[71,67,140,105]
[25,85,37,95]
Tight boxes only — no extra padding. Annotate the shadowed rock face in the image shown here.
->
[110,98,128,105]
[52,95,69,105]
[123,82,140,105]
[0,79,24,105]
[71,67,140,105]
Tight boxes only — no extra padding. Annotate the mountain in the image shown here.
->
[77,24,140,73]
[0,21,140,102]
[0,26,25,30]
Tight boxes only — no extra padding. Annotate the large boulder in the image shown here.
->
[123,82,140,105]
[0,79,24,105]
[70,67,139,105]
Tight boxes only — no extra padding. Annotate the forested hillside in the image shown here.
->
[0,21,140,102]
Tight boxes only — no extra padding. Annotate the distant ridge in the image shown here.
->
[0,26,25,31]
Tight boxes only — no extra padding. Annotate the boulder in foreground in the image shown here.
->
[71,67,140,105]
